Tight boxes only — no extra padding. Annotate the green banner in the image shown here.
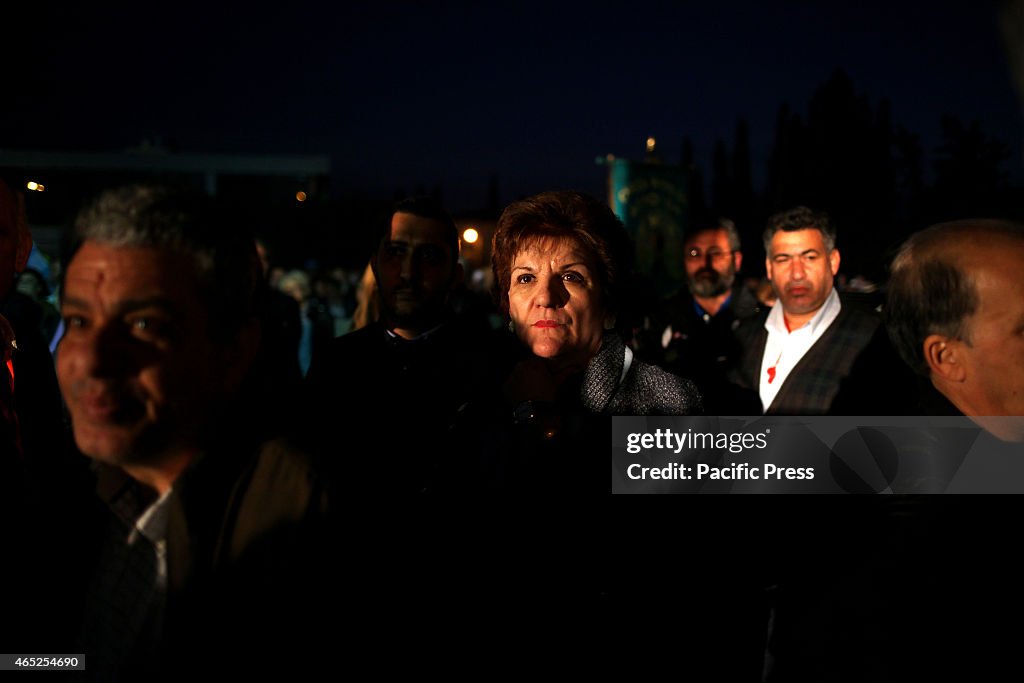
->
[608,158,688,295]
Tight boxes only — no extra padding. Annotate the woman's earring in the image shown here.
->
[507,320,515,333]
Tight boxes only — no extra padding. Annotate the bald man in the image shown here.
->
[886,218,1024,440]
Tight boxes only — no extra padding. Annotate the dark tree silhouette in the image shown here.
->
[711,138,732,215]
[681,136,708,226]
[681,70,1019,281]
[930,116,1011,219]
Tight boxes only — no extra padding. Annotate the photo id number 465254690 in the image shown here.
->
[1,655,84,670]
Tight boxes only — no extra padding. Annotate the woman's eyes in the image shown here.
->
[514,272,586,285]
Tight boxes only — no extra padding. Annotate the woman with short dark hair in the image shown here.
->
[452,191,701,490]
[493,190,701,417]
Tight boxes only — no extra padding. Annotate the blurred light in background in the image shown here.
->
[462,227,479,244]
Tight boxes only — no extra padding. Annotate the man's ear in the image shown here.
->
[924,334,966,382]
[733,250,743,273]
[220,319,262,391]
[765,257,773,282]
[829,248,841,277]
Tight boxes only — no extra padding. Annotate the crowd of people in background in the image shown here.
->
[1,176,1023,680]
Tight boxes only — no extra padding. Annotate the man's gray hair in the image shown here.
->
[69,185,262,340]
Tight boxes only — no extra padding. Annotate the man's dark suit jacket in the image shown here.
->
[164,436,332,674]
[733,301,882,415]
[79,432,332,680]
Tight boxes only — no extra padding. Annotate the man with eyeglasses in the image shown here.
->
[733,206,891,414]
[653,218,761,412]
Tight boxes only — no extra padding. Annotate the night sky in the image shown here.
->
[4,1,1021,213]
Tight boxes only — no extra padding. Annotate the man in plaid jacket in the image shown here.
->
[732,206,892,415]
